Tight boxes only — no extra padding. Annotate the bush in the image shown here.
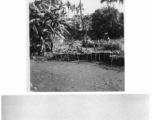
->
[102,40,123,51]
[91,7,124,39]
[82,39,95,48]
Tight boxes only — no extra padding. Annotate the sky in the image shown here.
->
[62,0,124,16]
[2,95,149,120]
[29,0,124,17]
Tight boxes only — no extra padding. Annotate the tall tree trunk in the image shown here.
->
[74,10,76,24]
[80,0,83,30]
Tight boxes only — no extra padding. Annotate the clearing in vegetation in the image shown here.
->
[30,60,124,92]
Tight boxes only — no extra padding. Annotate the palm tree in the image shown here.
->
[76,2,84,14]
[76,0,84,30]
[100,0,124,7]
[70,4,76,16]
[70,4,76,25]
[76,6,79,15]
[66,0,71,18]
[100,0,108,6]
[83,15,92,40]
[80,0,83,30]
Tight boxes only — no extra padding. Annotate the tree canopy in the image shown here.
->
[91,6,124,39]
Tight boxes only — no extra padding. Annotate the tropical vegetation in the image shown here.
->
[29,0,124,65]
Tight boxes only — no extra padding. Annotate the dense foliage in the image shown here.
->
[91,6,124,39]
[29,0,124,59]
[29,0,74,45]
[66,6,124,40]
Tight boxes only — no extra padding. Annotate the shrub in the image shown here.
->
[102,40,123,51]
[82,39,95,48]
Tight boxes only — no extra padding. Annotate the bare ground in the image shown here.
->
[30,60,124,92]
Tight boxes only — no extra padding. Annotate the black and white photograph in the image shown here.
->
[29,0,124,92]
[2,95,149,120]
[1,0,152,119]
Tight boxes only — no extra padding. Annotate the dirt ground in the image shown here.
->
[30,60,124,92]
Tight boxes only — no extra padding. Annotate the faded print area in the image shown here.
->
[2,95,149,120]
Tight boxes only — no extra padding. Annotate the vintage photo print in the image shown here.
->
[29,0,124,92]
